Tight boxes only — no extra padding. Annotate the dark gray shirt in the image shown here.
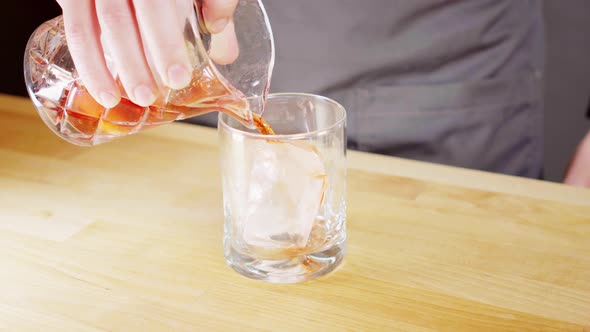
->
[196,0,545,178]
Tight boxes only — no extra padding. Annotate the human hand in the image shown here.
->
[564,130,590,188]
[56,0,239,108]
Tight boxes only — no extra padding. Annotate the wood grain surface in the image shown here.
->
[1,94,589,331]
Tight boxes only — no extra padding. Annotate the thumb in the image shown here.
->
[202,0,238,34]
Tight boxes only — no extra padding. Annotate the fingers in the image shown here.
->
[57,0,120,108]
[203,0,240,65]
[202,0,239,33]
[209,21,239,65]
[95,0,156,106]
[58,0,239,108]
[133,0,192,90]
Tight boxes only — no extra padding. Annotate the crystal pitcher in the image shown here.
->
[24,0,274,146]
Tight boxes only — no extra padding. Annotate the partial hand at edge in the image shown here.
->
[564,130,590,188]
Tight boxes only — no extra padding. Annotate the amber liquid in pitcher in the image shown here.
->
[48,64,261,145]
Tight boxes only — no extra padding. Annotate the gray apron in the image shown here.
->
[193,0,545,178]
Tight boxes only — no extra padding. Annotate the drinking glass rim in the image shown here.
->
[218,93,347,140]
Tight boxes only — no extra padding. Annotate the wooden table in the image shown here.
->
[1,94,589,331]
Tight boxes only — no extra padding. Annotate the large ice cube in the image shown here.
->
[230,139,326,249]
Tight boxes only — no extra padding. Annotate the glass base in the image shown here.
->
[225,242,345,283]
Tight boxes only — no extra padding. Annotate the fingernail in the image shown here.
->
[167,64,192,89]
[208,17,228,34]
[133,85,156,106]
[99,91,120,108]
